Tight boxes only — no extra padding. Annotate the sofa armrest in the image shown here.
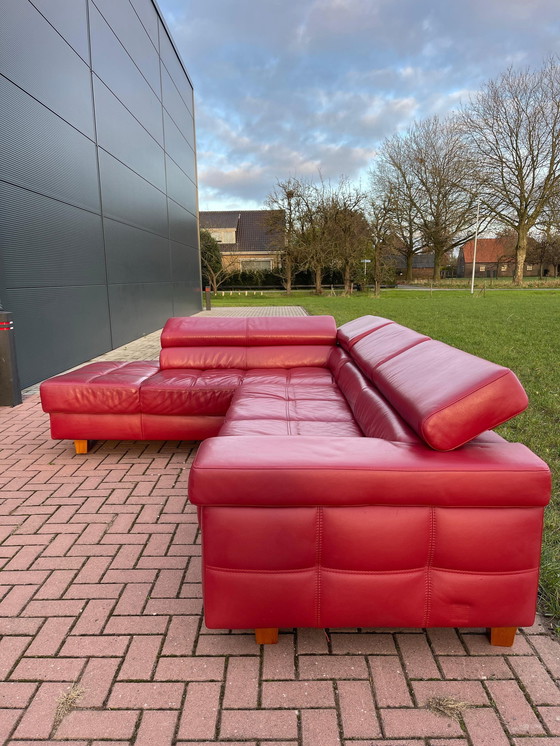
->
[189,436,550,508]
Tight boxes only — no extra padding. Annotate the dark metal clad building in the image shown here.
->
[0,0,201,388]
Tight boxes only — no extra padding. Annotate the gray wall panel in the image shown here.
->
[1,0,200,388]
[166,155,196,213]
[104,218,170,284]
[29,0,90,62]
[90,4,163,144]
[164,112,196,180]
[168,199,197,244]
[129,0,159,48]
[159,23,193,115]
[108,283,174,348]
[162,66,195,143]
[173,282,202,316]
[94,77,166,192]
[0,77,101,212]
[0,183,105,288]
[99,150,168,237]
[0,0,95,137]
[92,0,161,96]
[4,286,111,388]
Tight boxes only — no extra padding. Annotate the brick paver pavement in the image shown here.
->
[1,307,559,745]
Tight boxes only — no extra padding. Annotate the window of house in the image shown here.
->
[241,260,272,271]
[501,265,507,271]
[526,264,533,271]
[478,265,485,271]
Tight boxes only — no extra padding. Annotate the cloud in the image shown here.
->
[158,0,560,208]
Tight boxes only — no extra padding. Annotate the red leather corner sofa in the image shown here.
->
[40,315,551,647]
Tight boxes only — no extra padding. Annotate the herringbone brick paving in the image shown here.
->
[1,313,559,744]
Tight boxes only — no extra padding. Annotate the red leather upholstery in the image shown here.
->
[338,317,528,450]
[40,313,550,637]
[40,362,159,414]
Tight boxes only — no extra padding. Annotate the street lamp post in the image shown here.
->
[470,198,481,295]
[361,258,371,277]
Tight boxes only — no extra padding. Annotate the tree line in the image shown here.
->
[203,58,560,293]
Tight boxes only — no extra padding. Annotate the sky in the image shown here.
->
[157,0,560,211]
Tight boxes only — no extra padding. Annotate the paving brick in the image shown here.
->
[178,681,221,740]
[4,545,45,570]
[78,658,120,707]
[25,618,73,657]
[117,635,161,680]
[152,569,184,598]
[537,706,560,735]
[509,655,560,705]
[462,632,531,655]
[338,680,381,737]
[107,681,184,709]
[55,710,140,739]
[22,599,84,617]
[412,679,489,706]
[439,656,514,680]
[0,618,42,636]
[381,708,463,737]
[71,599,116,635]
[161,615,199,656]
[0,636,31,678]
[109,544,143,570]
[262,680,335,708]
[155,656,225,681]
[369,655,413,707]
[513,739,560,746]
[12,682,64,739]
[59,635,129,657]
[531,635,560,678]
[0,708,22,744]
[135,710,178,746]
[112,583,151,615]
[104,615,168,635]
[486,679,544,735]
[298,654,369,680]
[463,707,510,745]
[64,583,123,599]
[428,628,466,655]
[10,657,85,682]
[222,656,260,708]
[0,585,38,616]
[297,627,330,654]
[0,682,37,708]
[397,634,441,679]
[301,708,341,746]
[196,633,259,657]
[331,632,396,655]
[220,708,299,740]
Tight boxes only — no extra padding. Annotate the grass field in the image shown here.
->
[213,288,560,625]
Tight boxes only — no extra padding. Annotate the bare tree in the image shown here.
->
[200,229,232,292]
[368,194,399,296]
[461,59,560,284]
[265,180,306,295]
[375,116,481,280]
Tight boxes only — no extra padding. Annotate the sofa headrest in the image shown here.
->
[338,316,528,451]
[161,316,337,347]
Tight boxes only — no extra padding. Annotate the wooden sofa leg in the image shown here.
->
[74,440,89,455]
[488,627,517,647]
[255,628,278,644]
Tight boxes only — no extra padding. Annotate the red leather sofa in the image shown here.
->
[40,315,551,646]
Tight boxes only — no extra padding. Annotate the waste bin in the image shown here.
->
[0,310,22,406]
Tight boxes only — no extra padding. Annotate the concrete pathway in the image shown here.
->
[1,308,559,745]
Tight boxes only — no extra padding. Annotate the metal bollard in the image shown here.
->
[0,310,22,406]
[204,286,212,311]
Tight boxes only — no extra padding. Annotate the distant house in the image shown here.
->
[457,237,541,278]
[200,210,283,272]
[393,252,435,279]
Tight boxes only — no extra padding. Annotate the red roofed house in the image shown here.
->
[200,210,283,272]
[457,237,540,278]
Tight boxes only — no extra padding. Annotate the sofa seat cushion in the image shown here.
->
[40,362,159,414]
[242,367,334,385]
[221,382,363,437]
[139,369,244,416]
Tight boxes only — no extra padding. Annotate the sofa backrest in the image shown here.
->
[160,315,337,370]
[338,316,528,451]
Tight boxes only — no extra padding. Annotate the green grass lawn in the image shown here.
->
[213,288,560,625]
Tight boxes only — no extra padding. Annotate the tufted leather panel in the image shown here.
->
[372,340,528,451]
[161,315,337,347]
[160,344,334,370]
[337,315,393,351]
[40,362,159,414]
[190,436,551,508]
[139,369,244,416]
[350,323,430,380]
[197,502,544,630]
